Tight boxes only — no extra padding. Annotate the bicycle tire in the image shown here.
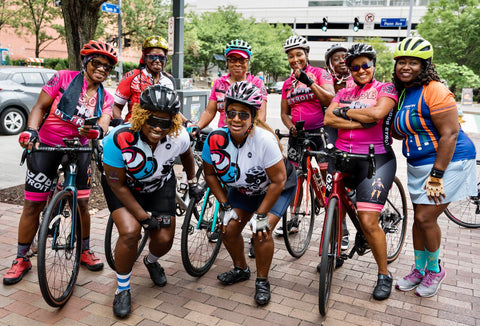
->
[318,197,339,317]
[37,190,81,307]
[283,176,316,258]
[380,176,408,263]
[104,215,148,271]
[444,181,480,228]
[181,187,222,277]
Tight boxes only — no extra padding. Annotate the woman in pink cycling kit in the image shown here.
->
[324,43,398,301]
[3,40,116,286]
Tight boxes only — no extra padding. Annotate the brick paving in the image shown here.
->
[0,135,479,326]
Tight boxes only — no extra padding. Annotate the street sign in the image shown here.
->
[380,18,407,27]
[364,12,375,31]
[101,3,120,14]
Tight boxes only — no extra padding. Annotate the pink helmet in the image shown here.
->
[225,82,263,114]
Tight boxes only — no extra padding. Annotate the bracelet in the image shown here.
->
[219,202,231,211]
[430,167,445,178]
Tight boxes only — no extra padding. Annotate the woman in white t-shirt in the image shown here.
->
[202,82,297,306]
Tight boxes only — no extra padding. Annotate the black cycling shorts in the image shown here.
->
[101,174,176,216]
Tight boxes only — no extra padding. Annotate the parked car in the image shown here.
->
[266,81,284,94]
[0,67,56,135]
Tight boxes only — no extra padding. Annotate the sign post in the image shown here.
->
[102,2,122,78]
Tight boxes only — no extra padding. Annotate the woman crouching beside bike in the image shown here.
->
[392,37,477,297]
[101,85,203,318]
[324,43,398,300]
[202,82,296,306]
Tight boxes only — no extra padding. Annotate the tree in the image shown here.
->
[435,62,480,98]
[0,0,15,32]
[416,0,480,75]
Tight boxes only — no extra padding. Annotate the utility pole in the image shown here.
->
[407,0,413,37]
[117,0,123,78]
[172,0,184,89]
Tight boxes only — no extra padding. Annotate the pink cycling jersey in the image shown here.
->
[332,79,398,154]
[40,70,113,146]
[209,73,267,127]
[282,65,333,130]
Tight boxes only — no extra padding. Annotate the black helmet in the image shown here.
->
[140,85,180,114]
[325,44,348,65]
[345,43,376,67]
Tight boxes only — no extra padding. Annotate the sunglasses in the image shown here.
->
[226,110,250,121]
[146,116,173,130]
[227,57,248,64]
[145,54,167,62]
[349,60,374,72]
[90,59,113,72]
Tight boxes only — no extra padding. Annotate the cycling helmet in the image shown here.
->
[225,82,263,113]
[393,37,433,61]
[80,40,118,65]
[344,43,376,67]
[224,39,252,58]
[325,44,348,64]
[142,36,169,51]
[140,85,180,114]
[283,35,310,53]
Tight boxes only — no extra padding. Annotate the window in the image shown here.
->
[11,73,25,85]
[22,72,44,87]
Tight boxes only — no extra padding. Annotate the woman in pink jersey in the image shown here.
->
[324,43,398,301]
[3,41,116,286]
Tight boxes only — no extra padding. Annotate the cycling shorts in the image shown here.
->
[24,143,92,202]
[325,151,396,212]
[227,185,297,218]
[101,174,176,216]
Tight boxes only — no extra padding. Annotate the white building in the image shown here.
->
[185,0,429,66]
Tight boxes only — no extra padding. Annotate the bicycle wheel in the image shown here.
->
[37,190,81,307]
[283,176,316,258]
[318,197,339,317]
[380,176,408,263]
[444,182,480,228]
[104,215,148,271]
[181,187,222,277]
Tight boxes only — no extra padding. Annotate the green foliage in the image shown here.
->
[43,58,68,69]
[5,54,11,65]
[122,61,138,74]
[417,0,480,75]
[435,62,480,99]
[357,37,394,82]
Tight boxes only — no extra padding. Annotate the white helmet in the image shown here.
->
[283,35,310,53]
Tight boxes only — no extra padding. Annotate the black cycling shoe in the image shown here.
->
[113,289,131,318]
[248,238,255,258]
[254,278,271,306]
[217,266,250,285]
[143,256,167,287]
[373,272,393,300]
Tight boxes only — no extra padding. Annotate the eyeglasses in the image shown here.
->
[349,60,374,72]
[226,110,250,121]
[145,54,167,62]
[90,59,113,72]
[227,57,248,64]
[146,116,173,130]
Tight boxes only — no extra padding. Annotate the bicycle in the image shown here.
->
[308,144,407,316]
[23,138,92,307]
[274,121,327,258]
[180,129,222,277]
[443,159,480,228]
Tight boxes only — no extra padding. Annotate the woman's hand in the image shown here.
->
[424,176,446,204]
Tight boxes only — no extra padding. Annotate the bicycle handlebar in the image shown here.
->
[305,144,376,179]
[20,138,91,166]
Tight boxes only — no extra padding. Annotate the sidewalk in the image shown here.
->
[0,138,478,325]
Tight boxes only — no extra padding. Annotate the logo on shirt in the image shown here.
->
[46,72,59,87]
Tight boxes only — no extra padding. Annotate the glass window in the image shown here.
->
[11,73,25,85]
[22,72,44,87]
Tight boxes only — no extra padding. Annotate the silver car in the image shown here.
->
[0,67,56,135]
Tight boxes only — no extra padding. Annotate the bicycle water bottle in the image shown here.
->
[346,189,357,205]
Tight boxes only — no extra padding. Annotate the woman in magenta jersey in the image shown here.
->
[324,43,398,301]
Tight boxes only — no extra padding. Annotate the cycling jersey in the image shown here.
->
[208,73,267,128]
[202,127,282,195]
[102,124,190,193]
[282,65,333,130]
[332,79,398,154]
[114,68,175,121]
[394,81,476,166]
[40,70,114,146]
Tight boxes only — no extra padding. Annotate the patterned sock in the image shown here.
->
[116,271,131,292]
[17,243,31,259]
[425,248,440,273]
[146,252,159,264]
[414,249,427,275]
[82,237,90,251]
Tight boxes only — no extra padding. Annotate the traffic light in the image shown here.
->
[321,17,328,32]
[54,0,61,6]
[353,17,360,32]
[124,37,131,47]
[109,37,118,47]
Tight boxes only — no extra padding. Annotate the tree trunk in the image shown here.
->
[61,0,103,71]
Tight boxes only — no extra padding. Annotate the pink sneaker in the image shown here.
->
[415,264,446,297]
[3,257,32,285]
[395,265,423,291]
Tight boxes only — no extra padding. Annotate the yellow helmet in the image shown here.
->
[394,37,433,61]
[142,36,169,51]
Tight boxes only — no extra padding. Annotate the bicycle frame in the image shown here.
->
[196,187,220,233]
[61,161,79,250]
